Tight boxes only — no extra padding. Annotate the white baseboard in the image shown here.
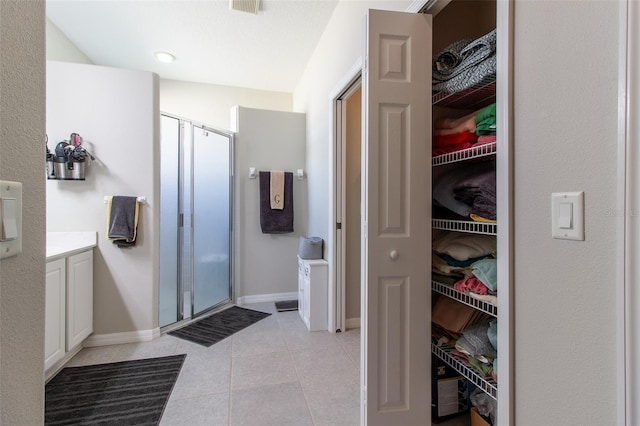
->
[346,317,361,329]
[45,345,83,382]
[236,292,298,306]
[83,328,161,347]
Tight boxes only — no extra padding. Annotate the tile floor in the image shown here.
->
[66,302,361,426]
[66,302,472,426]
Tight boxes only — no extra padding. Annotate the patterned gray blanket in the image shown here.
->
[433,29,497,94]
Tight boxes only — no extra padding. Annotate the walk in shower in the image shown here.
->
[159,113,234,328]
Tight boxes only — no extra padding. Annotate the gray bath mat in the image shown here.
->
[167,306,271,347]
[45,354,185,425]
[275,300,298,312]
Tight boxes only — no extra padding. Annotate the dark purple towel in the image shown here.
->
[259,171,294,234]
[453,165,496,220]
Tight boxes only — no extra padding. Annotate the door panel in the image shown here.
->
[362,9,432,426]
[192,125,232,316]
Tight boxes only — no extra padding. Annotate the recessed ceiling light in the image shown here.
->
[154,51,176,63]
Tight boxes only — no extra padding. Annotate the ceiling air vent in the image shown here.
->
[229,0,260,14]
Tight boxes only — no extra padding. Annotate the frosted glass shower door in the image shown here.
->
[192,125,232,316]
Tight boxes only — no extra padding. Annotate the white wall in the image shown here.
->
[293,0,412,246]
[45,19,292,134]
[46,18,93,64]
[0,1,46,424]
[46,61,160,336]
[232,107,307,299]
[513,1,619,424]
[160,79,292,130]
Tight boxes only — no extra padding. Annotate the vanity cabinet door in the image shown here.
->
[45,258,66,371]
[66,250,93,350]
[298,258,328,331]
[297,257,305,323]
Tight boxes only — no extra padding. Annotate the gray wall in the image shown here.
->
[46,61,160,335]
[0,1,46,424]
[232,107,307,300]
[513,1,619,423]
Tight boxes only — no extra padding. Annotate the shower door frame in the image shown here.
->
[160,112,235,328]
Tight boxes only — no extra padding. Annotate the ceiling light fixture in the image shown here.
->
[154,51,176,63]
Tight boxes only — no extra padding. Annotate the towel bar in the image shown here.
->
[249,169,305,180]
[103,196,146,204]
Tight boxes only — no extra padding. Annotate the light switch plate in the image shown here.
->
[551,191,584,241]
[0,180,22,259]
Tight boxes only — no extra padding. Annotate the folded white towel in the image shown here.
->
[270,170,284,210]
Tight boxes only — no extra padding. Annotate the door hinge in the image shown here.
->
[336,222,342,230]
[179,213,184,227]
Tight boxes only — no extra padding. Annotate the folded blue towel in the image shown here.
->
[471,258,497,291]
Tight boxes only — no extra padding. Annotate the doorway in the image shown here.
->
[159,113,234,328]
[333,77,362,332]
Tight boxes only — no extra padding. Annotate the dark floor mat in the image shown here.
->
[167,306,271,347]
[275,300,298,312]
[45,354,185,426]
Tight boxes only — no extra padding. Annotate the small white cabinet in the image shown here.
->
[44,258,66,371]
[297,256,328,331]
[45,249,93,375]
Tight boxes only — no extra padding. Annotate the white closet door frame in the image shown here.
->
[495,1,514,424]
[410,0,515,423]
[619,1,639,424]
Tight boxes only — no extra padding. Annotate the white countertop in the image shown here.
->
[46,232,97,261]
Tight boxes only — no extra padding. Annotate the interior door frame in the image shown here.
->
[329,59,364,333]
[618,0,639,424]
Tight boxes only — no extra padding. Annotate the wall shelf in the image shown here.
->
[432,219,496,235]
[432,280,497,317]
[432,75,496,109]
[432,343,498,400]
[433,142,496,166]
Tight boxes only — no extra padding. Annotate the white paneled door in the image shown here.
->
[361,9,432,426]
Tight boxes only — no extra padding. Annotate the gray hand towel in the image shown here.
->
[108,196,138,244]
